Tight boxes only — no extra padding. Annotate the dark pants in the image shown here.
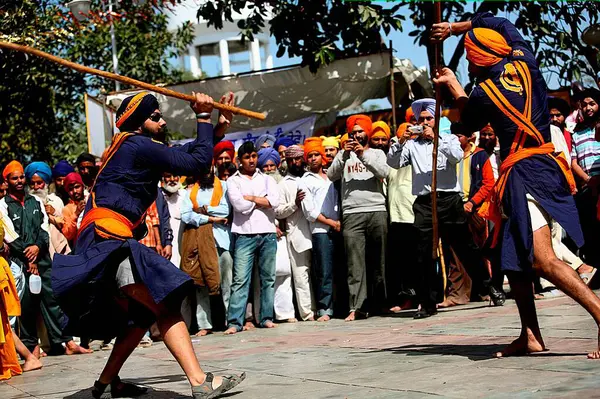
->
[576,188,600,267]
[343,211,387,314]
[311,232,335,317]
[387,222,419,304]
[19,264,72,353]
[413,193,490,310]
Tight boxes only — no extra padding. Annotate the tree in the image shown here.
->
[0,0,193,163]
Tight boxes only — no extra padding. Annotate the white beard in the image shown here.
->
[163,183,182,194]
[30,187,49,203]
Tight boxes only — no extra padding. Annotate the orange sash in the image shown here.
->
[190,177,223,209]
[476,61,576,246]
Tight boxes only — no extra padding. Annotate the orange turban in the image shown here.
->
[396,123,410,138]
[465,28,512,67]
[371,121,390,140]
[340,133,349,148]
[405,107,414,123]
[2,161,24,180]
[346,114,373,137]
[304,138,328,166]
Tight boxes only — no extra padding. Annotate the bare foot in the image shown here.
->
[577,264,595,275]
[243,321,256,330]
[224,327,238,335]
[65,340,93,355]
[306,316,315,321]
[262,320,277,328]
[496,331,546,358]
[195,329,212,337]
[317,314,331,322]
[32,346,47,359]
[344,311,356,322]
[22,355,43,372]
[286,318,298,323]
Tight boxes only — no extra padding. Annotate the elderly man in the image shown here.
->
[0,161,89,358]
[328,114,390,321]
[213,140,235,168]
[160,172,186,268]
[255,134,276,149]
[257,147,282,180]
[432,12,600,358]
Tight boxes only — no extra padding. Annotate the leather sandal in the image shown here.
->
[91,376,148,399]
[191,372,246,399]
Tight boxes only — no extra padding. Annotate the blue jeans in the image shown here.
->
[312,233,334,317]
[227,233,276,331]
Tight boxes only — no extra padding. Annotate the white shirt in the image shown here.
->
[274,174,314,253]
[227,169,279,235]
[162,188,186,268]
[301,171,339,234]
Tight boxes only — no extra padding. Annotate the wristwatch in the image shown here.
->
[196,112,211,119]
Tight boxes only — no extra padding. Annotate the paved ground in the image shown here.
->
[3,294,600,398]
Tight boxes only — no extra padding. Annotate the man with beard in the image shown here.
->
[370,121,391,153]
[217,162,237,182]
[76,153,99,190]
[302,139,340,321]
[388,100,499,319]
[160,172,186,268]
[213,141,235,168]
[275,145,316,321]
[52,92,245,398]
[0,161,90,358]
[328,114,390,321]
[431,13,600,358]
[51,161,75,205]
[257,148,282,182]
[60,172,87,246]
[571,88,600,269]
[548,97,573,153]
[321,136,341,164]
[225,142,279,334]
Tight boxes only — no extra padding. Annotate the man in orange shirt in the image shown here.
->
[61,173,87,246]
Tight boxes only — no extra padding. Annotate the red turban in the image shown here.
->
[2,160,24,180]
[303,138,328,166]
[346,114,373,138]
[465,28,512,67]
[64,172,84,191]
[213,140,235,161]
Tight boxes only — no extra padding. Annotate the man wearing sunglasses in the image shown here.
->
[52,91,245,399]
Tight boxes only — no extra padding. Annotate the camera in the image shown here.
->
[408,125,424,135]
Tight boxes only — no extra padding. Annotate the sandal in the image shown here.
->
[92,376,148,399]
[191,372,246,399]
[579,268,597,286]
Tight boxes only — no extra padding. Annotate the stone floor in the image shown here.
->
[3,294,600,398]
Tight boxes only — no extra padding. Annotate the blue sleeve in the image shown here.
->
[207,182,230,218]
[137,122,214,176]
[181,191,209,227]
[155,193,173,246]
[462,87,491,133]
[471,12,535,65]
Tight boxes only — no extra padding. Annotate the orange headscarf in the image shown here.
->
[346,114,373,137]
[2,161,23,180]
[304,138,328,166]
[465,28,512,67]
[404,107,415,123]
[340,133,349,148]
[371,121,390,140]
[396,123,410,138]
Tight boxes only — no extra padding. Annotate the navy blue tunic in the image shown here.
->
[51,123,213,338]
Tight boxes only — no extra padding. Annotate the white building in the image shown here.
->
[167,0,273,77]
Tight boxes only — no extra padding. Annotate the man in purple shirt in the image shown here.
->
[225,142,280,334]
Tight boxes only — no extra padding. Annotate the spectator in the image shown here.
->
[257,148,282,181]
[321,136,341,164]
[60,172,86,246]
[571,88,600,267]
[225,142,279,334]
[0,161,89,356]
[327,114,390,321]
[255,134,276,149]
[155,187,174,262]
[218,162,237,181]
[387,99,499,319]
[160,172,186,268]
[75,153,98,190]
[274,137,295,161]
[51,160,75,205]
[181,168,232,336]
[213,141,235,168]
[0,177,7,200]
[275,145,316,321]
[303,139,340,322]
[548,97,573,153]
[370,121,391,153]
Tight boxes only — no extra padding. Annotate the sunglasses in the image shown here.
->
[149,112,163,122]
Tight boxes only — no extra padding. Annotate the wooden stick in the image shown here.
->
[431,2,443,260]
[389,40,397,134]
[0,41,266,121]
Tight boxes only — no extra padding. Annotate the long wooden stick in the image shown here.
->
[0,41,266,121]
[431,2,443,260]
[389,40,397,134]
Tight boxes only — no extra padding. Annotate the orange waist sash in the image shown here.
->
[78,207,144,241]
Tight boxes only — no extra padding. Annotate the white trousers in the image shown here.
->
[287,244,314,320]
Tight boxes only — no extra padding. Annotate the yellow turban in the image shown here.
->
[320,135,341,149]
[340,133,349,147]
[371,121,390,140]
[465,28,512,67]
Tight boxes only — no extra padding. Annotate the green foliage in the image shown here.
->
[0,0,193,163]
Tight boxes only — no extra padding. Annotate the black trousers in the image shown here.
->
[413,192,491,310]
[387,222,419,304]
[575,188,600,268]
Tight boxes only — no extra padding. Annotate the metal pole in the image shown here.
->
[389,40,397,134]
[108,0,120,91]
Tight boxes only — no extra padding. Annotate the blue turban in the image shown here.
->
[255,134,277,149]
[411,98,436,119]
[274,136,295,150]
[257,148,281,169]
[52,160,75,178]
[24,161,52,184]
